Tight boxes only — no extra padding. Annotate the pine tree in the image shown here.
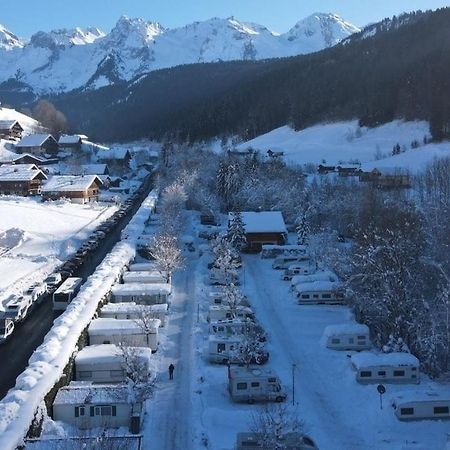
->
[295,213,310,246]
[228,212,247,251]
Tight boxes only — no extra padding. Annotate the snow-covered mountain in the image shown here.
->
[0,13,360,94]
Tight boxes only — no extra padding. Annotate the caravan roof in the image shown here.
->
[75,344,152,365]
[291,270,339,286]
[111,283,171,296]
[101,302,168,314]
[323,323,370,338]
[88,318,160,335]
[54,382,129,405]
[351,352,419,369]
[391,389,450,405]
[295,280,341,293]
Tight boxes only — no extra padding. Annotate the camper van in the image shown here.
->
[4,295,32,322]
[88,318,160,351]
[208,335,268,365]
[236,433,319,450]
[122,270,167,285]
[322,323,371,351]
[351,352,420,384]
[228,367,286,403]
[296,281,345,305]
[208,305,255,322]
[74,344,152,384]
[209,319,265,340]
[282,262,317,281]
[111,283,171,305]
[0,316,14,342]
[391,390,450,421]
[272,256,309,270]
[100,302,168,326]
[52,277,83,311]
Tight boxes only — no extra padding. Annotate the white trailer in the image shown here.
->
[208,336,269,365]
[74,344,152,383]
[88,318,160,351]
[296,281,345,305]
[261,244,308,259]
[128,262,157,272]
[100,302,168,326]
[272,255,309,270]
[209,291,250,307]
[228,366,286,403]
[391,390,450,421]
[282,262,317,281]
[208,305,255,322]
[4,295,32,322]
[322,323,371,351]
[209,319,265,339]
[122,270,167,284]
[111,283,171,305]
[351,352,420,384]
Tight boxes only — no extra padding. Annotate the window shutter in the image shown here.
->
[112,405,117,416]
[74,406,79,418]
[90,406,95,417]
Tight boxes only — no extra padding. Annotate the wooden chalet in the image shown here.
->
[58,134,87,152]
[0,120,24,141]
[15,134,58,155]
[317,164,336,174]
[8,153,58,166]
[0,164,47,196]
[229,211,288,253]
[97,148,132,172]
[41,175,103,204]
[359,167,411,189]
[336,164,361,177]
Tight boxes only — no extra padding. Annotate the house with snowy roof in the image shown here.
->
[97,147,132,172]
[41,175,102,203]
[359,166,411,188]
[15,133,58,155]
[0,120,24,141]
[9,153,58,166]
[229,211,287,252]
[58,134,89,152]
[0,164,47,196]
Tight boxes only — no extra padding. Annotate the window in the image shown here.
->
[78,371,92,380]
[378,371,386,376]
[357,336,366,340]
[74,406,85,417]
[393,370,405,377]
[301,294,310,299]
[434,406,449,415]
[331,338,340,344]
[360,371,372,378]
[268,377,277,383]
[217,343,226,353]
[103,340,111,344]
[251,382,260,388]
[400,408,414,416]
[322,294,331,299]
[237,382,247,390]
[313,294,319,299]
[110,370,124,378]
[93,405,116,416]
[349,338,354,344]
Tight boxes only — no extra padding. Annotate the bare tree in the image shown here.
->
[223,284,247,318]
[233,325,269,367]
[32,100,69,137]
[148,232,184,283]
[133,305,161,349]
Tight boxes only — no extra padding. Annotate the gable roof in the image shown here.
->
[97,148,131,160]
[0,120,23,131]
[16,134,57,148]
[230,211,287,234]
[12,153,48,163]
[0,164,47,182]
[41,175,102,192]
[58,135,83,145]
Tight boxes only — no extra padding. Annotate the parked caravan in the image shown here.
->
[261,244,308,259]
[111,283,171,305]
[122,270,167,284]
[53,382,143,431]
[228,366,286,403]
[391,390,450,421]
[208,271,240,286]
[296,281,345,305]
[209,291,250,307]
[272,256,309,270]
[3,295,31,322]
[100,302,168,326]
[322,323,371,351]
[209,319,265,340]
[208,305,255,322]
[52,277,83,311]
[351,352,420,384]
[208,335,268,365]
[282,262,317,281]
[128,262,157,272]
[88,318,160,351]
[236,432,319,450]
[74,344,152,383]
[290,270,339,289]
[0,316,14,342]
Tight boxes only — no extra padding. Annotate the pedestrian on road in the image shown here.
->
[169,363,175,380]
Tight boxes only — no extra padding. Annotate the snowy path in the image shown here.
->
[144,256,198,450]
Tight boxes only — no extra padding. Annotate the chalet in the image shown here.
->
[229,211,288,252]
[359,167,411,188]
[9,153,58,166]
[0,164,47,196]
[41,175,102,203]
[58,134,86,152]
[0,120,24,141]
[15,134,59,155]
[317,164,336,174]
[80,164,110,175]
[336,164,361,177]
[97,148,132,171]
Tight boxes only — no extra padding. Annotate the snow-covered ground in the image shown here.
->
[0,197,117,308]
[238,120,450,172]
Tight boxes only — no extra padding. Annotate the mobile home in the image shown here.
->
[351,352,420,384]
[391,390,450,421]
[228,366,286,403]
[322,323,371,351]
[296,281,345,305]
[111,283,171,305]
[100,302,168,326]
[52,277,83,311]
[74,344,152,383]
[88,318,160,351]
[207,335,268,365]
[208,305,255,322]
[52,382,143,431]
[209,291,250,307]
[122,270,167,285]
[3,295,31,322]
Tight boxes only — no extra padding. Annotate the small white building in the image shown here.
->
[322,323,371,351]
[391,390,450,421]
[74,344,152,383]
[100,302,168,326]
[208,305,255,322]
[351,352,420,384]
[52,382,142,431]
[122,270,167,285]
[295,280,345,305]
[111,283,171,305]
[88,318,160,351]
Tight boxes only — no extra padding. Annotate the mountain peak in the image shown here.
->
[0,24,23,50]
[109,16,164,46]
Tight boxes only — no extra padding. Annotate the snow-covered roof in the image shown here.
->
[16,134,55,148]
[292,270,339,286]
[80,164,108,175]
[97,148,131,160]
[41,175,102,192]
[351,352,419,369]
[75,344,152,365]
[54,382,129,405]
[391,389,450,405]
[295,280,341,293]
[0,120,21,131]
[129,262,157,272]
[0,164,47,182]
[101,302,168,314]
[58,135,83,145]
[122,271,166,282]
[323,323,370,338]
[209,305,253,313]
[111,283,171,296]
[373,166,409,176]
[88,317,160,335]
[12,153,49,163]
[54,277,82,295]
[231,211,287,234]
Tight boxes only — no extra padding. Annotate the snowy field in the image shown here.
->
[238,120,450,172]
[0,197,116,307]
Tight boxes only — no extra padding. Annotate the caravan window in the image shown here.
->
[331,338,340,344]
[110,370,124,377]
[400,408,414,416]
[357,336,366,340]
[74,406,86,417]
[301,294,310,299]
[360,371,372,378]
[268,377,277,383]
[313,294,319,299]
[78,371,92,380]
[394,370,405,377]
[237,382,247,390]
[349,338,354,344]
[217,343,226,353]
[322,294,331,299]
[95,406,114,416]
[251,382,260,388]
[434,406,449,414]
[378,371,386,376]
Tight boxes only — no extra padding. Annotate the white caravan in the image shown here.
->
[209,319,265,339]
[111,283,171,305]
[261,244,308,259]
[122,270,167,284]
[228,366,286,403]
[296,281,345,305]
[4,295,32,322]
[322,323,371,351]
[351,352,420,384]
[272,255,310,270]
[208,305,255,322]
[391,390,450,421]
[207,335,269,365]
[100,302,168,326]
[0,316,14,342]
[282,262,317,281]
[290,270,339,289]
[52,277,83,311]
[209,291,250,307]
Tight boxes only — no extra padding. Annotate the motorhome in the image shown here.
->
[391,390,450,421]
[282,262,317,281]
[111,283,171,305]
[23,282,47,303]
[4,295,31,322]
[88,318,160,351]
[322,323,371,351]
[0,316,14,342]
[52,277,83,311]
[228,366,286,403]
[351,352,420,384]
[236,433,318,450]
[208,305,255,322]
[207,335,268,365]
[100,302,168,326]
[272,255,310,270]
[122,270,167,285]
[74,344,152,384]
[296,281,345,305]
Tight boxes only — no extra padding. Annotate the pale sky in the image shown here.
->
[3,0,450,37]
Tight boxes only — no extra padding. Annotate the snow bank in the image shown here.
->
[351,352,419,369]
[0,189,158,450]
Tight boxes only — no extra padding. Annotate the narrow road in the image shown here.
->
[144,255,198,450]
[0,174,154,400]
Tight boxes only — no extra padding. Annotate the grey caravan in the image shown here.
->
[208,336,268,365]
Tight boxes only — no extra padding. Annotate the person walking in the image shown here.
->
[168,363,175,380]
